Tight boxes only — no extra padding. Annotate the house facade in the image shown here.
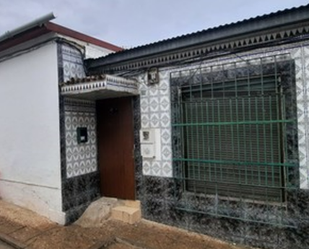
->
[61,5,309,249]
[2,5,309,249]
[0,13,122,224]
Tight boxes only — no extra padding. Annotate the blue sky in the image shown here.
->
[0,0,308,48]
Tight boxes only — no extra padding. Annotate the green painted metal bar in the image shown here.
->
[254,96,261,185]
[211,98,215,183]
[229,99,234,183]
[217,98,222,184]
[172,119,294,126]
[270,95,275,187]
[173,157,297,167]
[178,177,295,190]
[241,98,248,185]
[179,91,186,190]
[235,96,241,185]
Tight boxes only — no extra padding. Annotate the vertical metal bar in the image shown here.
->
[255,96,261,185]
[211,97,216,189]
[217,98,221,188]
[236,97,241,185]
[195,100,200,183]
[260,64,268,189]
[180,88,187,190]
[199,70,207,191]
[242,97,248,185]
[206,100,211,185]
[269,95,275,187]
[229,98,235,185]
[282,94,288,190]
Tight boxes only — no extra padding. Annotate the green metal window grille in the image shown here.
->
[180,76,285,202]
[171,56,299,226]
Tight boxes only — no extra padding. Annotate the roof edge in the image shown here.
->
[45,22,123,52]
[0,13,55,43]
[86,4,309,68]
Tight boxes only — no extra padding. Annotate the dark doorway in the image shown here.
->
[96,97,135,200]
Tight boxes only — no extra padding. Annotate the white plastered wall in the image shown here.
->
[0,42,65,223]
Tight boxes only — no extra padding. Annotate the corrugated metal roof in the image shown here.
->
[87,4,309,69]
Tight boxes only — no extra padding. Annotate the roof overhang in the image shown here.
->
[86,4,309,72]
[0,13,122,53]
[60,74,139,100]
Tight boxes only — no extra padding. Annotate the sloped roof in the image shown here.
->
[0,15,122,52]
[87,4,309,70]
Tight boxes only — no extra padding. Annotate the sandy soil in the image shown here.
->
[0,200,254,249]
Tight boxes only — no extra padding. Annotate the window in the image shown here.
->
[171,58,298,208]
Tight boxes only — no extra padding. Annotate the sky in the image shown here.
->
[0,0,309,48]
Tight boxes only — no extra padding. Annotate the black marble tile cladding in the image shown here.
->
[62,171,100,224]
[133,96,143,200]
[140,175,309,249]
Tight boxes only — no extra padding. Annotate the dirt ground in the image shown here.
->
[0,200,254,249]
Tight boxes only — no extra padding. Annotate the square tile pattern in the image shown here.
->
[139,72,172,177]
[61,44,86,82]
[292,46,309,189]
[64,98,97,178]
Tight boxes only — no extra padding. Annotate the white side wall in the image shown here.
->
[0,42,65,223]
[58,34,118,59]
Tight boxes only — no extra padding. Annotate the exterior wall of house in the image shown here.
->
[64,98,97,179]
[136,40,309,248]
[139,73,173,177]
[0,42,65,223]
[58,43,100,223]
[58,34,118,59]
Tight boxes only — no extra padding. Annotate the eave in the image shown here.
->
[86,4,309,73]
[60,74,138,100]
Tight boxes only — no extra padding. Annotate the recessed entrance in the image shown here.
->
[96,97,135,200]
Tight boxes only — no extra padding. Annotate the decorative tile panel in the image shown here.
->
[64,98,97,178]
[291,46,309,189]
[61,44,86,82]
[140,98,149,113]
[139,71,173,178]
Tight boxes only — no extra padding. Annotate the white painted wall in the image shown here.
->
[0,42,65,223]
[58,34,118,59]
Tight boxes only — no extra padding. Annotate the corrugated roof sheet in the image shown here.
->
[87,4,309,69]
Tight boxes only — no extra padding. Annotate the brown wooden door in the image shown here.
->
[96,97,135,200]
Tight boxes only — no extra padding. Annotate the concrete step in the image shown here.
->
[111,205,141,224]
[119,200,141,209]
[74,197,118,227]
[75,197,141,227]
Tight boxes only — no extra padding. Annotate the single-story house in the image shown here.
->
[69,4,309,249]
[2,4,309,249]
